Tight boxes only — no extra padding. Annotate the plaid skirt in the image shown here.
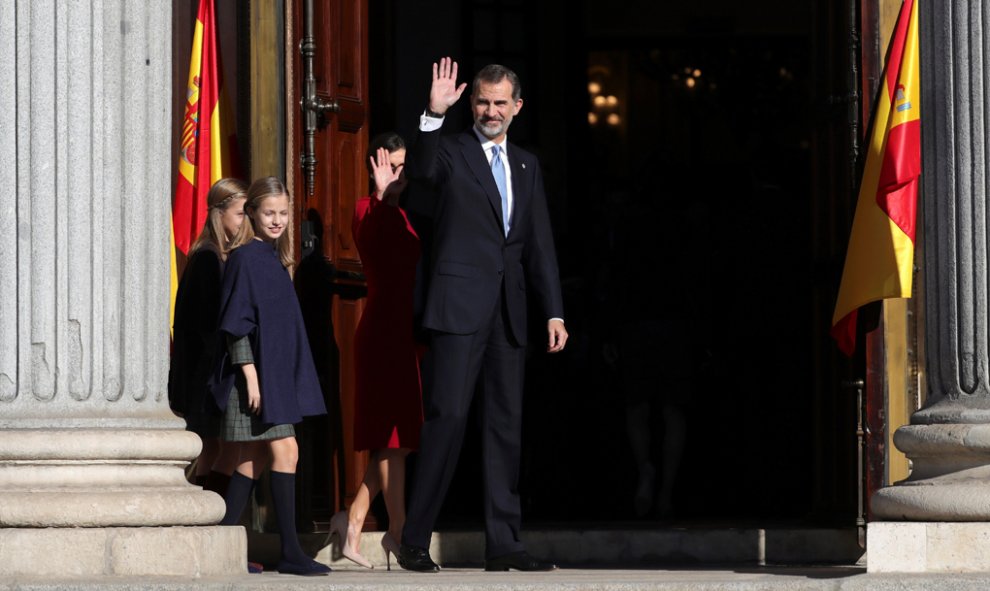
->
[221,378,295,442]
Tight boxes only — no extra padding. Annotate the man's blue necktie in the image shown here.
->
[491,145,510,236]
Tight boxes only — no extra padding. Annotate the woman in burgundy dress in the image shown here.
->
[331,132,424,568]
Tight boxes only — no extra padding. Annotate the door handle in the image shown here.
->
[299,0,338,197]
[306,95,340,117]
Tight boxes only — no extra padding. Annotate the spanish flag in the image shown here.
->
[170,0,239,333]
[831,0,920,357]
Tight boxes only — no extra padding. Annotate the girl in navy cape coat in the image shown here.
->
[211,176,329,576]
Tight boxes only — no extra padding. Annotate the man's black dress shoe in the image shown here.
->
[397,544,440,572]
[484,551,557,572]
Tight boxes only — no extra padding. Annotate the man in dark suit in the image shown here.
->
[397,58,568,573]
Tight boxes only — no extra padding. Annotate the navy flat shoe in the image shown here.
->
[276,558,331,576]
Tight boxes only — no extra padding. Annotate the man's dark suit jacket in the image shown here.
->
[407,128,564,345]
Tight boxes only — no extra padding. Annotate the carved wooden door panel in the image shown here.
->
[291,0,369,522]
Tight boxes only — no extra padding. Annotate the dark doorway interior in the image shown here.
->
[547,37,817,524]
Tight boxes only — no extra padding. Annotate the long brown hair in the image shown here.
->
[188,177,249,261]
[229,176,295,270]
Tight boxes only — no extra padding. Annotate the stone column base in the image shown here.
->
[868,522,990,573]
[0,526,246,578]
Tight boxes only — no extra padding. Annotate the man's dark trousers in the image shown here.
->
[402,290,526,559]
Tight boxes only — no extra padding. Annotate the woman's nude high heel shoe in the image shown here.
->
[380,532,401,571]
[330,511,373,569]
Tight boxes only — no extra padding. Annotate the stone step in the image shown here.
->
[11,567,990,591]
[248,527,865,570]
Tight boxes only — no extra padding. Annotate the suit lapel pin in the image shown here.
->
[521,163,526,169]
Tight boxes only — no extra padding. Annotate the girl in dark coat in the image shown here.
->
[168,178,247,495]
[213,176,330,576]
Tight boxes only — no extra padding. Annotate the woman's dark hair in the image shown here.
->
[365,132,406,175]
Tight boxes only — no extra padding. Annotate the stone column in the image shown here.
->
[0,1,244,577]
[869,0,990,573]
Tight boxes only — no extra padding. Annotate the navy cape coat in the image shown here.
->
[211,239,327,426]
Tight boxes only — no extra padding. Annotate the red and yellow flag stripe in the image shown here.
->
[170,0,239,334]
[831,0,920,357]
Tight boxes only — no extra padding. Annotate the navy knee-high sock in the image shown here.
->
[221,472,256,526]
[269,471,310,565]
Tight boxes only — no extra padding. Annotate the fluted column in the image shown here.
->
[872,0,990,522]
[0,1,243,577]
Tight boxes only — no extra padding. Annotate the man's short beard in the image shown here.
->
[475,119,509,139]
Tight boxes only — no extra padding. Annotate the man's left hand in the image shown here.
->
[547,319,568,353]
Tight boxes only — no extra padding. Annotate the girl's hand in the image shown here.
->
[241,363,262,415]
[370,147,407,202]
[247,382,261,415]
